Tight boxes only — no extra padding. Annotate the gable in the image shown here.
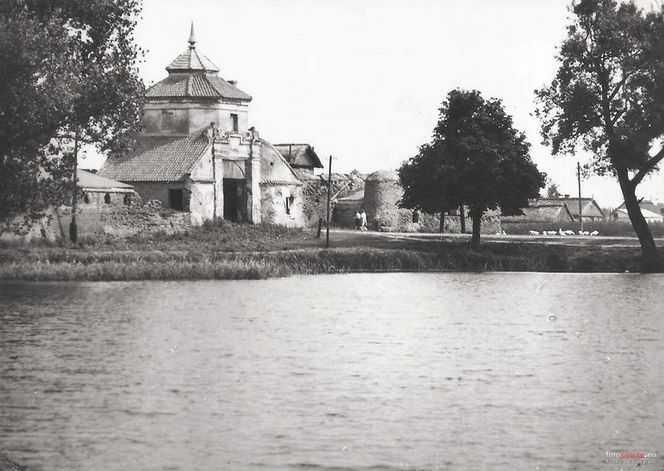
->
[260,140,301,185]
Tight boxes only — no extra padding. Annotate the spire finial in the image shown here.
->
[188,21,196,48]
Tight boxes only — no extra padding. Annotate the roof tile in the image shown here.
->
[166,47,220,73]
[99,133,210,182]
[146,73,251,101]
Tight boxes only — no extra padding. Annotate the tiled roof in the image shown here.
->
[99,133,210,182]
[166,46,220,73]
[146,73,252,101]
[147,35,251,101]
[77,169,133,190]
[273,144,323,169]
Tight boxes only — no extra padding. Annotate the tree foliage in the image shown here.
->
[0,0,144,222]
[535,0,664,269]
[546,181,562,198]
[399,89,545,248]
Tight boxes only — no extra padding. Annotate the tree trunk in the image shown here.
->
[439,209,445,234]
[459,204,466,233]
[69,132,79,244]
[471,214,481,250]
[615,166,661,271]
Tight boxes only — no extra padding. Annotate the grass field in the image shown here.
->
[502,219,664,237]
[1,222,662,281]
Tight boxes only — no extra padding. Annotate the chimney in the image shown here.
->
[228,80,237,86]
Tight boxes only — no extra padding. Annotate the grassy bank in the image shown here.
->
[0,244,657,281]
[1,221,661,281]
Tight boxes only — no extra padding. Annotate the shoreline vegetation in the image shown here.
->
[1,222,662,281]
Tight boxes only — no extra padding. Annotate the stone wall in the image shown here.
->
[131,182,191,212]
[0,202,192,243]
[80,190,141,210]
[54,203,192,239]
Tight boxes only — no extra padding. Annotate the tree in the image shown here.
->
[0,0,144,233]
[546,181,562,198]
[536,0,664,270]
[399,89,545,249]
[398,143,455,233]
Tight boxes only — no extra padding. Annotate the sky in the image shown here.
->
[91,0,664,208]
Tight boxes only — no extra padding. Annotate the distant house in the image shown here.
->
[502,196,604,223]
[547,196,605,221]
[502,201,574,223]
[78,170,139,208]
[273,144,323,177]
[613,200,664,223]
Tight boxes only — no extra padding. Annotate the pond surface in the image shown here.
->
[1,273,663,470]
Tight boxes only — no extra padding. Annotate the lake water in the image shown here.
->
[1,273,663,471]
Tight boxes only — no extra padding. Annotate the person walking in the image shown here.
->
[354,210,362,230]
[360,209,367,231]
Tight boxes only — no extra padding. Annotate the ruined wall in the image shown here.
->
[131,183,171,208]
[333,200,362,227]
[80,190,141,210]
[260,184,305,227]
[130,182,192,212]
[62,204,191,240]
[0,202,194,243]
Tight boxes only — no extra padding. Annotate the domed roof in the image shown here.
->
[145,23,251,102]
[165,22,219,73]
[366,169,398,182]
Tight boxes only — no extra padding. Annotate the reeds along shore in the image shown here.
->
[0,220,661,281]
[0,245,655,282]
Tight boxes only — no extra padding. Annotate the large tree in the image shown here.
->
[0,0,144,227]
[399,89,545,249]
[399,143,455,233]
[536,0,664,270]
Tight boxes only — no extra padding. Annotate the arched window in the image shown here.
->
[104,193,111,204]
[123,194,131,206]
[83,193,90,204]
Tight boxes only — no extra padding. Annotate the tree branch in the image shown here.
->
[631,147,664,186]
[608,70,633,103]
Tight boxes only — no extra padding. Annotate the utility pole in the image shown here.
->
[325,155,332,248]
[577,161,583,233]
[69,132,80,244]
